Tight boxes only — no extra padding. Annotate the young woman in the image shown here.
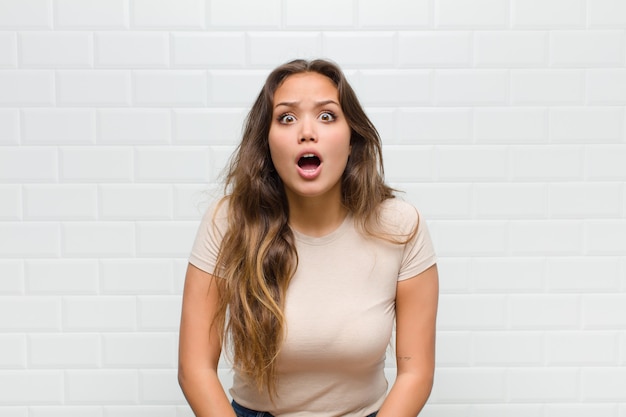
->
[178,59,438,417]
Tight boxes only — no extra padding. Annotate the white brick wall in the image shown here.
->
[0,0,624,414]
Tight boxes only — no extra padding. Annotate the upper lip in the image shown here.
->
[295,149,322,164]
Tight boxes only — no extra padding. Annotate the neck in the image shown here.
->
[286,191,347,238]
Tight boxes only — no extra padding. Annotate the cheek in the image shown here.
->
[268,138,289,171]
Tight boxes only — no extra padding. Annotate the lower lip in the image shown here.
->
[297,164,322,180]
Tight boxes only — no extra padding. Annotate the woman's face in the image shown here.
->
[268,72,351,205]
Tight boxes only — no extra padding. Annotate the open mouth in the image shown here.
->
[297,153,321,171]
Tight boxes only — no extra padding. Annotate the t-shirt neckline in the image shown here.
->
[291,214,353,246]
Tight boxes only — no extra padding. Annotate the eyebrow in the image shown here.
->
[274,99,339,109]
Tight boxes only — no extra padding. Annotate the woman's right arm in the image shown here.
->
[178,263,236,417]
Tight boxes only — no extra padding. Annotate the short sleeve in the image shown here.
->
[188,200,229,277]
[381,199,437,281]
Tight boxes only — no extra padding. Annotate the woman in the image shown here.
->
[178,59,438,417]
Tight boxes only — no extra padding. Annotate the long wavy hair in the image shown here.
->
[213,59,396,398]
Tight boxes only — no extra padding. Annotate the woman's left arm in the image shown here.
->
[378,264,439,417]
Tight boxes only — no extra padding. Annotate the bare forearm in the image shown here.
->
[377,372,434,417]
[179,368,236,417]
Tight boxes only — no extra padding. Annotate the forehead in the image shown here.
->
[273,72,339,101]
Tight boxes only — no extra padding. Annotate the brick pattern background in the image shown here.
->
[0,0,625,415]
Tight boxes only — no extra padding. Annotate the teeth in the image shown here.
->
[302,153,315,158]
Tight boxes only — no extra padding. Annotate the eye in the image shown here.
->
[277,113,296,124]
[319,111,336,122]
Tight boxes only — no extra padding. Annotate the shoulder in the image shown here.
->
[200,196,229,222]
[197,196,230,238]
[378,197,421,235]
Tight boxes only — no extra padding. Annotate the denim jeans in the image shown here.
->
[231,400,378,417]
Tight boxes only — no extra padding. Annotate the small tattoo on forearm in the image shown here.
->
[398,356,412,361]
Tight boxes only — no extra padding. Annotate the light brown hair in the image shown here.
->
[213,59,396,398]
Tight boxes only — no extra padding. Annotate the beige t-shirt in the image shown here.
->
[189,198,437,417]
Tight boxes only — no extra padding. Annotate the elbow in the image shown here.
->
[396,367,435,396]
[178,360,193,392]
[178,365,187,391]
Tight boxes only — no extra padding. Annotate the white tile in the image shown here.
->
[436,146,508,181]
[358,0,430,28]
[509,220,583,255]
[0,185,21,220]
[0,297,61,331]
[100,259,174,294]
[66,370,138,403]
[136,221,198,257]
[60,147,133,182]
[98,109,171,144]
[474,31,547,67]
[22,109,96,145]
[0,109,19,145]
[0,260,23,294]
[0,70,54,105]
[140,370,186,403]
[588,0,626,27]
[285,0,354,28]
[0,32,17,67]
[63,297,137,331]
[173,109,246,145]
[509,294,580,328]
[323,32,395,68]
[587,69,626,104]
[511,146,583,180]
[55,0,128,28]
[0,0,52,28]
[430,221,508,256]
[103,334,176,367]
[29,334,100,367]
[0,371,63,404]
[434,70,508,106]
[57,70,131,106]
[432,368,506,401]
[173,33,245,68]
[0,223,60,257]
[20,32,92,68]
[358,70,431,105]
[95,32,169,68]
[208,0,280,28]
[586,221,626,255]
[133,70,207,107]
[248,33,322,68]
[23,185,97,220]
[0,148,57,182]
[62,222,135,257]
[209,70,268,106]
[132,0,205,29]
[472,331,543,365]
[398,32,471,67]
[549,182,622,218]
[508,368,579,401]
[474,108,548,143]
[99,185,172,220]
[550,30,624,67]
[135,147,210,182]
[138,296,181,330]
[474,184,547,219]
[25,260,98,294]
[512,0,585,28]
[397,108,472,143]
[437,0,508,28]
[0,334,26,368]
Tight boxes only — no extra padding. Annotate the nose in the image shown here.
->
[299,117,317,143]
